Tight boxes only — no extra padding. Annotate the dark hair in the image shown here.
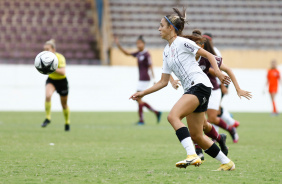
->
[182,29,206,44]
[203,33,213,38]
[165,8,188,36]
[137,35,145,43]
[203,38,216,56]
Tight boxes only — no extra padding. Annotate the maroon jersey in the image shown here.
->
[131,50,152,81]
[198,56,222,90]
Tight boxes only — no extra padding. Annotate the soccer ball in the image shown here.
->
[34,51,58,75]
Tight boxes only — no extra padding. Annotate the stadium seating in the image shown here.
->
[0,0,99,64]
[109,0,282,49]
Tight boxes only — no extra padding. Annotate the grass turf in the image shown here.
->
[0,112,281,184]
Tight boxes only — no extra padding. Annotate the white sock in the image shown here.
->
[181,137,196,155]
[221,108,235,126]
[215,151,231,164]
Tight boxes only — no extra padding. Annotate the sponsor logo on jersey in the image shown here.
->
[184,43,195,52]
[139,55,145,61]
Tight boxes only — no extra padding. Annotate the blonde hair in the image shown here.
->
[45,39,56,49]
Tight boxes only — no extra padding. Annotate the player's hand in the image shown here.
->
[171,80,181,90]
[129,91,145,100]
[237,89,252,100]
[217,71,231,85]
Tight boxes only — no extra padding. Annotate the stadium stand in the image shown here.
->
[109,0,282,49]
[0,0,99,64]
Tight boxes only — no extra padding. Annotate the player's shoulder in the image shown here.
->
[55,52,65,60]
[177,36,196,45]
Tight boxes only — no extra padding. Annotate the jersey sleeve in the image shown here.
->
[162,52,172,74]
[57,54,66,68]
[215,56,223,68]
[131,51,139,57]
[147,53,152,66]
[182,38,200,55]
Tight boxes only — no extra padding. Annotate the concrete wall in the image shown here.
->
[0,64,281,112]
[110,48,282,69]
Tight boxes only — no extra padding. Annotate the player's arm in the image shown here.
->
[220,63,252,100]
[114,37,131,56]
[148,63,155,83]
[197,48,231,85]
[169,75,181,90]
[130,73,170,100]
[55,67,65,75]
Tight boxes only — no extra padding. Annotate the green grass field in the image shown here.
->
[0,112,281,184]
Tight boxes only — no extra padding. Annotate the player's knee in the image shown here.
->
[45,95,52,101]
[208,116,217,124]
[191,133,203,143]
[167,113,176,124]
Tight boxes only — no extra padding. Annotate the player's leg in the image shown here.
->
[207,109,239,143]
[219,107,240,127]
[57,78,70,131]
[167,94,202,168]
[187,113,235,171]
[137,98,145,125]
[142,101,162,123]
[203,119,228,156]
[42,81,56,127]
[270,92,278,115]
[60,95,70,131]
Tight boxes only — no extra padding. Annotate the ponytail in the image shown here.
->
[165,7,188,36]
[45,39,56,50]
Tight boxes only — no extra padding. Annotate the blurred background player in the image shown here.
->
[203,33,240,129]
[114,36,162,125]
[266,60,281,115]
[41,39,70,131]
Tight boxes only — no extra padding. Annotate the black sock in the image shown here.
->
[176,127,190,142]
[204,143,220,158]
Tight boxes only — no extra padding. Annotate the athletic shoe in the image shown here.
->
[196,148,205,161]
[65,124,70,131]
[136,121,145,126]
[216,161,235,171]
[156,111,162,123]
[229,127,239,143]
[218,134,228,156]
[175,154,202,168]
[41,119,50,127]
[232,121,240,128]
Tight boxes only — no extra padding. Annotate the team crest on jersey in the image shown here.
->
[171,48,175,57]
[139,55,145,61]
[184,43,195,52]
[199,65,206,71]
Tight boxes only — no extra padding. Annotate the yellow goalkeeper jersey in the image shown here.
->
[48,52,66,80]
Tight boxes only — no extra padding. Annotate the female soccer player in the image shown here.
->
[130,8,244,171]
[41,39,70,131]
[266,60,281,115]
[115,36,162,125]
[187,31,251,143]
[203,33,240,129]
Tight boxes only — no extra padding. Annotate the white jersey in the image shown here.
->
[213,47,222,57]
[214,46,222,85]
[162,36,212,91]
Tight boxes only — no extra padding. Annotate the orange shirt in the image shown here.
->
[267,69,280,92]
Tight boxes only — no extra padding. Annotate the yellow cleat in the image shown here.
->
[175,154,202,169]
[216,161,235,171]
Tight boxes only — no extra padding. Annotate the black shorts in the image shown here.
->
[46,77,69,96]
[184,83,211,113]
